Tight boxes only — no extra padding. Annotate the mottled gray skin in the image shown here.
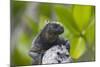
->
[29,23,70,65]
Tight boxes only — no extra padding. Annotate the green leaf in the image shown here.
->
[38,16,48,31]
[12,47,31,66]
[24,16,38,34]
[18,33,29,45]
[70,37,86,59]
[12,33,32,65]
[38,3,52,19]
[54,5,80,35]
[63,26,73,40]
[84,18,95,46]
[12,1,27,16]
[73,5,92,31]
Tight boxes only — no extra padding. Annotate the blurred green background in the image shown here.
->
[11,1,95,66]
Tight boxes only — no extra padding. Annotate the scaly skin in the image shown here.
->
[29,22,70,65]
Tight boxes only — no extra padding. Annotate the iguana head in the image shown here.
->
[45,23,64,35]
[39,22,64,43]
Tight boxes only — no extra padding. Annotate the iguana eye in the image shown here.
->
[53,24,58,28]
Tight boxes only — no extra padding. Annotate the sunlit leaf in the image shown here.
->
[54,5,80,35]
[63,26,73,40]
[73,5,92,31]
[12,48,32,66]
[12,33,32,66]
[70,37,86,59]
[18,33,30,45]
[84,18,95,46]
[38,16,48,31]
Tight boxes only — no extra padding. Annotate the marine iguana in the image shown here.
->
[29,22,70,65]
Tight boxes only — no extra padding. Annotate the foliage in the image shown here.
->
[11,1,95,66]
[54,4,95,60]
